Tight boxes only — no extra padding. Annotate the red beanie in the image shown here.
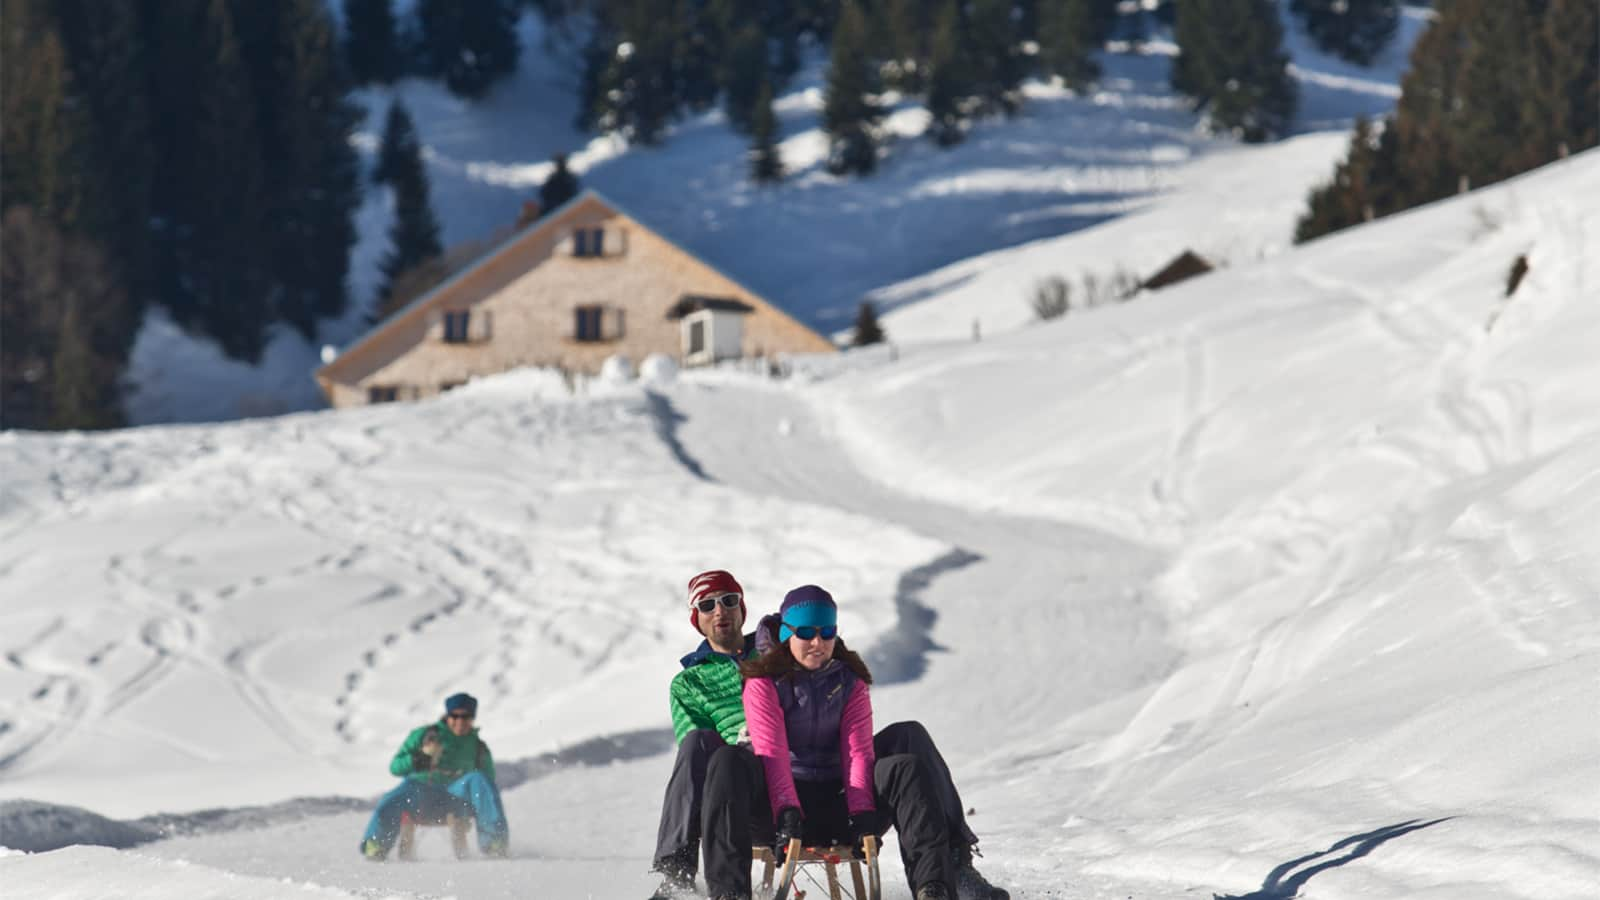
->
[687,569,746,632]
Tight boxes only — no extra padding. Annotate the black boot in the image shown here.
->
[916,883,952,900]
[952,845,1008,900]
[647,845,697,900]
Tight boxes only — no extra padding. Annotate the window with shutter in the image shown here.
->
[575,305,605,341]
[443,311,471,343]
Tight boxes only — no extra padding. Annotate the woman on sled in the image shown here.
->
[698,585,959,900]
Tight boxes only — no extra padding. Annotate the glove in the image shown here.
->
[848,810,882,857]
[773,806,803,859]
[410,751,434,771]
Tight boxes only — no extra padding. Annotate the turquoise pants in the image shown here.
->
[361,771,508,853]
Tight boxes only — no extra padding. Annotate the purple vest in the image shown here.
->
[773,660,859,781]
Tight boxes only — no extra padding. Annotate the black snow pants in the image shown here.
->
[653,721,978,880]
[700,741,958,899]
[652,728,725,873]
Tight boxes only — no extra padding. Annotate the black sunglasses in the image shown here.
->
[694,592,742,614]
[447,711,475,720]
[785,624,837,641]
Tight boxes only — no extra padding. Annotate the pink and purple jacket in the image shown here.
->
[743,661,876,822]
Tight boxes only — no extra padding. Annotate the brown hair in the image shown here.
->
[739,635,873,685]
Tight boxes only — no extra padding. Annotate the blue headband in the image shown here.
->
[778,601,837,641]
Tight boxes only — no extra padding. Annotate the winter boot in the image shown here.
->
[954,845,1009,900]
[915,883,952,900]
[647,846,697,900]
[360,838,387,862]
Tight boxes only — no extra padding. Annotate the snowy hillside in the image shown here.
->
[6,136,1599,900]
[124,5,1430,425]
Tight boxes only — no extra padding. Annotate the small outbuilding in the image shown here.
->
[1141,250,1215,292]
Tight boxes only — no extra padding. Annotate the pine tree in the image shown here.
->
[1526,0,1599,162]
[851,300,885,347]
[1295,0,1598,245]
[822,1,883,175]
[675,0,723,113]
[924,0,967,147]
[1039,0,1102,92]
[722,22,769,134]
[966,0,1026,116]
[177,0,275,362]
[539,153,581,214]
[374,97,422,186]
[375,104,443,320]
[1,0,84,223]
[1,207,127,430]
[1173,0,1297,142]
[376,97,444,307]
[1294,116,1400,242]
[1289,0,1399,66]
[256,0,363,339]
[1449,0,1538,185]
[885,0,937,92]
[343,0,403,84]
[590,0,682,144]
[51,0,156,318]
[416,0,520,100]
[749,79,784,183]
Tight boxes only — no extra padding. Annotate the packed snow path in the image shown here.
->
[661,379,1175,758]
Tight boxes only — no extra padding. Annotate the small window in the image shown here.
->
[440,381,465,393]
[575,305,604,342]
[442,310,471,343]
[688,319,706,355]
[368,386,399,404]
[573,227,605,258]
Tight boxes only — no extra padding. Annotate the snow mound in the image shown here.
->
[599,353,636,383]
[0,801,158,853]
[639,353,678,384]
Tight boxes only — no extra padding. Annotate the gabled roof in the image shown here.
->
[317,188,829,380]
[1142,249,1214,292]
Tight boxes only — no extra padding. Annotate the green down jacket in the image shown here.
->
[669,637,756,745]
[389,721,496,786]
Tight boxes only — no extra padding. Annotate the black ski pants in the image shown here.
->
[700,741,957,899]
[652,721,977,876]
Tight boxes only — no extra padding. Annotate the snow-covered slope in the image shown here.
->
[5,136,1598,900]
[124,5,1429,424]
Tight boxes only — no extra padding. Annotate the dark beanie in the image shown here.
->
[444,692,477,715]
[778,585,837,640]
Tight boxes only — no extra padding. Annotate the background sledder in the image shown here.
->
[359,692,510,861]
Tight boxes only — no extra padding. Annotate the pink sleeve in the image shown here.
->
[743,677,801,822]
[840,682,876,815]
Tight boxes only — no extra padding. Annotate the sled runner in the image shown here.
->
[754,835,881,900]
[396,809,470,860]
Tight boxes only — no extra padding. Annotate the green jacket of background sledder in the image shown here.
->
[388,721,497,786]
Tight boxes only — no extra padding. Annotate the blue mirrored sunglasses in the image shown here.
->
[784,623,837,641]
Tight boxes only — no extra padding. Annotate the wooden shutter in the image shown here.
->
[470,309,493,342]
[425,309,444,342]
[606,307,625,340]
